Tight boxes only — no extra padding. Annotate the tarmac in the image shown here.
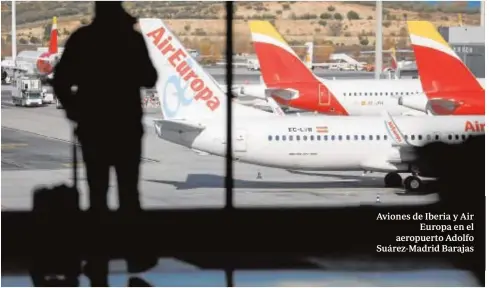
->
[1,70,467,287]
[1,69,438,211]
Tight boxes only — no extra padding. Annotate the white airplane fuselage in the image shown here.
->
[235,78,485,116]
[155,114,485,174]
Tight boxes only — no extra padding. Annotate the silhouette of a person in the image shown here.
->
[51,1,158,284]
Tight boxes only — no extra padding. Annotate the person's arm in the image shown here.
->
[136,34,158,89]
[51,32,80,117]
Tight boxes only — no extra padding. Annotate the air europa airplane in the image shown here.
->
[399,20,485,115]
[139,18,485,193]
[246,20,484,116]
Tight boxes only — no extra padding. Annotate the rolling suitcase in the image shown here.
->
[30,127,81,286]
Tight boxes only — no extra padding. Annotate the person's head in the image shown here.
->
[93,1,136,26]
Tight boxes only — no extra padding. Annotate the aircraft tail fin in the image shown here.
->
[407,21,483,97]
[48,17,58,54]
[304,42,314,69]
[390,47,397,70]
[139,18,267,123]
[249,21,317,87]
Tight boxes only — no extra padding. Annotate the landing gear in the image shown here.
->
[384,172,402,188]
[404,175,423,193]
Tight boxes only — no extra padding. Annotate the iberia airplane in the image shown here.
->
[139,18,485,193]
[246,20,484,116]
[15,16,59,75]
[398,20,485,115]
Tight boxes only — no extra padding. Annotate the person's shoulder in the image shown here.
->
[65,26,91,45]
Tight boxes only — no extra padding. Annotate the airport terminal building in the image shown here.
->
[438,26,485,78]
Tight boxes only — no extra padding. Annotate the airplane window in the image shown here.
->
[275,135,280,141]
[384,135,388,140]
[374,92,378,96]
[331,135,336,141]
[303,135,308,141]
[448,135,453,140]
[418,135,422,140]
[404,135,408,140]
[343,93,346,96]
[376,135,380,140]
[289,135,293,141]
[349,93,351,96]
[317,135,321,141]
[268,135,272,141]
[282,135,287,141]
[369,92,373,96]
[346,135,350,140]
[296,135,301,141]
[338,135,342,141]
[462,134,467,140]
[455,135,459,140]
[361,135,365,140]
[411,135,415,140]
[435,135,440,140]
[368,135,373,140]
[310,135,315,141]
[427,135,431,141]
[380,93,383,96]
[354,135,358,140]
[324,135,328,141]
[401,92,404,95]
[354,93,357,96]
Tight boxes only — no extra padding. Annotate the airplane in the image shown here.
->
[360,47,414,74]
[244,20,484,116]
[15,16,60,76]
[398,20,485,116]
[139,18,485,193]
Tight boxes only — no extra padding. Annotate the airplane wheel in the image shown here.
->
[384,172,402,188]
[404,176,423,193]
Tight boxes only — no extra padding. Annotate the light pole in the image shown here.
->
[12,0,16,63]
[375,0,383,80]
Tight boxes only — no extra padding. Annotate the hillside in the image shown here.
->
[1,1,481,61]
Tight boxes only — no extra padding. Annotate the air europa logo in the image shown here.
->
[387,121,403,143]
[465,120,485,132]
[146,27,220,111]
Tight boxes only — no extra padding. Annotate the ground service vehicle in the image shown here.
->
[12,76,43,107]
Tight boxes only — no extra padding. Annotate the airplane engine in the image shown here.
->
[398,95,428,113]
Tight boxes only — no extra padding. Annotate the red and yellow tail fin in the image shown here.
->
[48,16,58,54]
[249,21,316,86]
[390,47,397,70]
[407,21,483,96]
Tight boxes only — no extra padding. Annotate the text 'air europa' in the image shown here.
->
[146,27,220,111]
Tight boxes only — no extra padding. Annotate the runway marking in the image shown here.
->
[1,126,161,163]
[1,143,28,149]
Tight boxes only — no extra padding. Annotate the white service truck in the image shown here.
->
[12,76,44,107]
[246,59,260,71]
